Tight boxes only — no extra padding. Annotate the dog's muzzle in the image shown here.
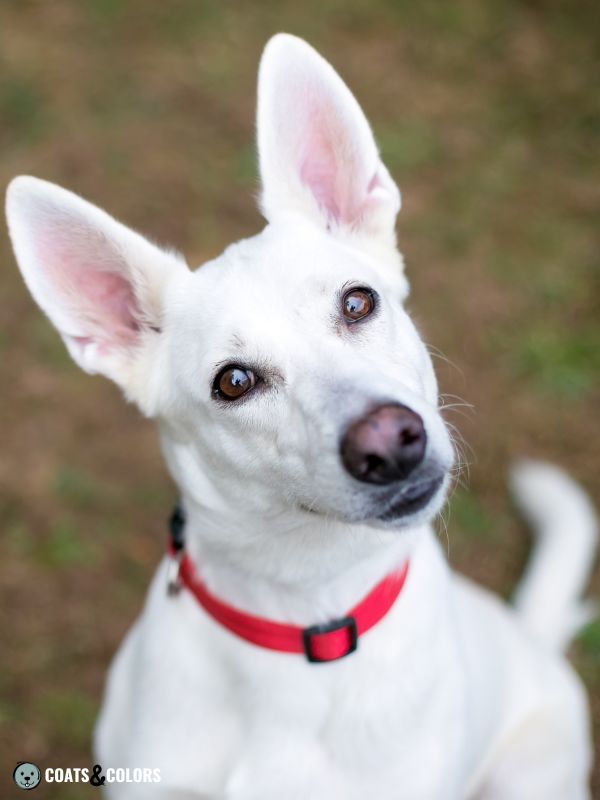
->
[340,403,426,484]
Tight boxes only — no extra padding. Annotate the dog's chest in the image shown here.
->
[221,659,466,800]
[148,638,465,799]
[107,574,467,798]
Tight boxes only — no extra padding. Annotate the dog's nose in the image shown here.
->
[340,403,426,484]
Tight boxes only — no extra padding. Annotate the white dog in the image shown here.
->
[6,33,597,800]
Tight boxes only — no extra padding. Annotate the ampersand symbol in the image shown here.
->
[89,765,105,787]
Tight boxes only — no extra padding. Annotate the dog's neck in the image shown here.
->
[176,495,428,625]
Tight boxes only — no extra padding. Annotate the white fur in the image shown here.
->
[511,461,598,651]
[5,32,596,799]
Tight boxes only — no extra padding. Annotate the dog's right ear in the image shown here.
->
[5,176,188,414]
[257,34,401,246]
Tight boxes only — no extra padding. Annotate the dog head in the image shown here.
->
[6,35,454,545]
[13,762,42,791]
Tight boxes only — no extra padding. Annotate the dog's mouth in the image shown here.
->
[297,471,447,524]
[376,476,444,522]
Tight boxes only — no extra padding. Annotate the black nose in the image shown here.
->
[340,403,426,484]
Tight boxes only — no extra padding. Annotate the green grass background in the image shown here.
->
[0,1,598,796]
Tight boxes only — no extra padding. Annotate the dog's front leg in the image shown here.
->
[471,668,592,800]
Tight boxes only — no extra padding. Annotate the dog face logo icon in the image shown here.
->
[13,763,41,790]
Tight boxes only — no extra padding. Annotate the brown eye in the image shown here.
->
[214,366,257,400]
[343,287,375,323]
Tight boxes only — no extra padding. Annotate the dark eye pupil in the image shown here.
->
[216,366,256,399]
[343,289,373,321]
[348,297,365,313]
[230,370,248,388]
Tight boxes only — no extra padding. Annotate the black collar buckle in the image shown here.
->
[302,616,358,663]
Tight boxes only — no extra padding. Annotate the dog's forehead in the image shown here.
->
[185,222,404,318]
[167,222,409,369]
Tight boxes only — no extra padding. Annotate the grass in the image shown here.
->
[448,489,493,539]
[0,77,45,144]
[53,468,105,510]
[379,120,443,175]
[579,619,600,662]
[35,688,98,750]
[36,521,95,568]
[513,326,600,398]
[576,619,600,700]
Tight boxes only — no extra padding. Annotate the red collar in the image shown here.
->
[167,507,409,663]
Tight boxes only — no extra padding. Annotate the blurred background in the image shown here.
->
[0,1,598,796]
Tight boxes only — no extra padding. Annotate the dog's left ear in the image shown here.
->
[257,34,400,245]
[6,176,188,413]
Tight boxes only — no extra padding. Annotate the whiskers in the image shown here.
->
[426,340,475,491]
[426,343,464,376]
[428,347,476,557]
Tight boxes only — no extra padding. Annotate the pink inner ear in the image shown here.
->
[300,127,341,221]
[297,94,365,226]
[37,226,143,347]
[76,269,141,342]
